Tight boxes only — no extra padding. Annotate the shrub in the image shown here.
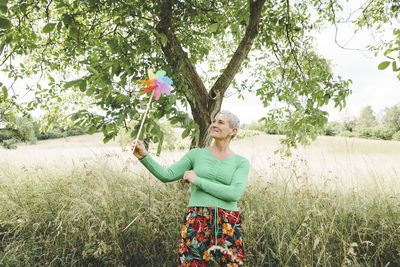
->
[0,129,14,142]
[38,128,67,140]
[1,138,18,149]
[339,130,355,138]
[356,127,395,140]
[243,121,266,132]
[65,127,88,136]
[357,128,374,139]
[236,129,264,140]
[372,126,395,140]
[264,127,280,135]
[322,122,341,136]
[16,117,37,144]
[392,131,400,141]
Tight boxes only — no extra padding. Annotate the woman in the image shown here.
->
[131,110,250,266]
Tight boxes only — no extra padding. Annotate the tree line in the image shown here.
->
[0,103,87,149]
[321,104,400,141]
[240,104,400,142]
[2,103,400,150]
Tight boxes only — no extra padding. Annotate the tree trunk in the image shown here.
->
[156,0,265,148]
[190,96,223,148]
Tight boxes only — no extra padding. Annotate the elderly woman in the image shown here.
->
[131,110,250,266]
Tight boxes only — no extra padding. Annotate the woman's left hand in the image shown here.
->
[183,170,198,184]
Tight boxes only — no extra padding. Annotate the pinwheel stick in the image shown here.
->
[124,92,155,232]
[131,90,155,154]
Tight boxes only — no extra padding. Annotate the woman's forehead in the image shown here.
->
[214,113,230,122]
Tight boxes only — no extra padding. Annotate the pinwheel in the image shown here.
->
[138,69,173,100]
[130,69,173,163]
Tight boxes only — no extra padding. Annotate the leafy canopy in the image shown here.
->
[0,0,352,152]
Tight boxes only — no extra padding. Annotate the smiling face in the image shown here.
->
[210,113,238,141]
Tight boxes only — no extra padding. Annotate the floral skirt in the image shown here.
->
[177,206,244,266]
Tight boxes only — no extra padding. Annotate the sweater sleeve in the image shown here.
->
[138,151,193,183]
[194,158,250,202]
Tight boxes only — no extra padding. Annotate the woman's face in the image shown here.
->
[210,114,237,140]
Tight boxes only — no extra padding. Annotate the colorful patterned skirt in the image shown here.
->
[177,206,244,266]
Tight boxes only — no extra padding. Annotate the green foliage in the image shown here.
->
[0,103,88,148]
[355,106,378,131]
[370,126,395,140]
[235,129,264,140]
[353,1,400,77]
[322,104,400,141]
[242,121,264,131]
[356,126,395,140]
[1,137,17,149]
[392,131,400,141]
[0,104,37,147]
[0,128,13,142]
[15,116,37,144]
[0,0,351,152]
[321,121,341,136]
[35,119,88,140]
[341,117,357,132]
[382,104,400,132]
[339,130,355,138]
[117,120,182,152]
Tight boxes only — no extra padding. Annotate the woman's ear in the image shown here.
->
[231,127,238,137]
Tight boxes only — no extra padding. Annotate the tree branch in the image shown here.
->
[285,0,303,74]
[156,1,209,117]
[208,0,266,114]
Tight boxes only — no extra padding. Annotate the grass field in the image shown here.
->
[0,134,399,266]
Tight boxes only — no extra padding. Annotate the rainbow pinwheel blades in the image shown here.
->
[138,69,173,100]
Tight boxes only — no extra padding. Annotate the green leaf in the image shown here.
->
[79,79,87,92]
[0,5,7,13]
[42,23,56,33]
[106,123,114,131]
[181,127,190,139]
[0,16,11,29]
[87,66,99,75]
[64,79,82,89]
[384,48,394,56]
[2,85,7,99]
[62,14,73,25]
[392,61,400,72]
[88,125,96,135]
[156,131,164,156]
[0,0,8,6]
[159,33,167,46]
[208,23,219,33]
[378,61,390,70]
[103,134,113,143]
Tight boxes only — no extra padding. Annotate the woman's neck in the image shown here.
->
[210,139,231,153]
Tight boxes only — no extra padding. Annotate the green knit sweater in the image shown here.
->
[139,148,250,211]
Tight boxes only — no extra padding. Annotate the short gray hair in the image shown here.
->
[217,110,240,138]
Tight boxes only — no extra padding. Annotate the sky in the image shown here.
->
[222,5,400,124]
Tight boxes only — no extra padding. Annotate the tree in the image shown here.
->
[382,104,400,132]
[0,102,36,146]
[356,106,378,130]
[0,0,352,151]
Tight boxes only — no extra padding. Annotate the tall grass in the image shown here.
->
[0,135,399,266]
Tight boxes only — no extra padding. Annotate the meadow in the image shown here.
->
[0,133,399,266]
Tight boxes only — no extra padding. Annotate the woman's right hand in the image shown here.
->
[131,139,148,159]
